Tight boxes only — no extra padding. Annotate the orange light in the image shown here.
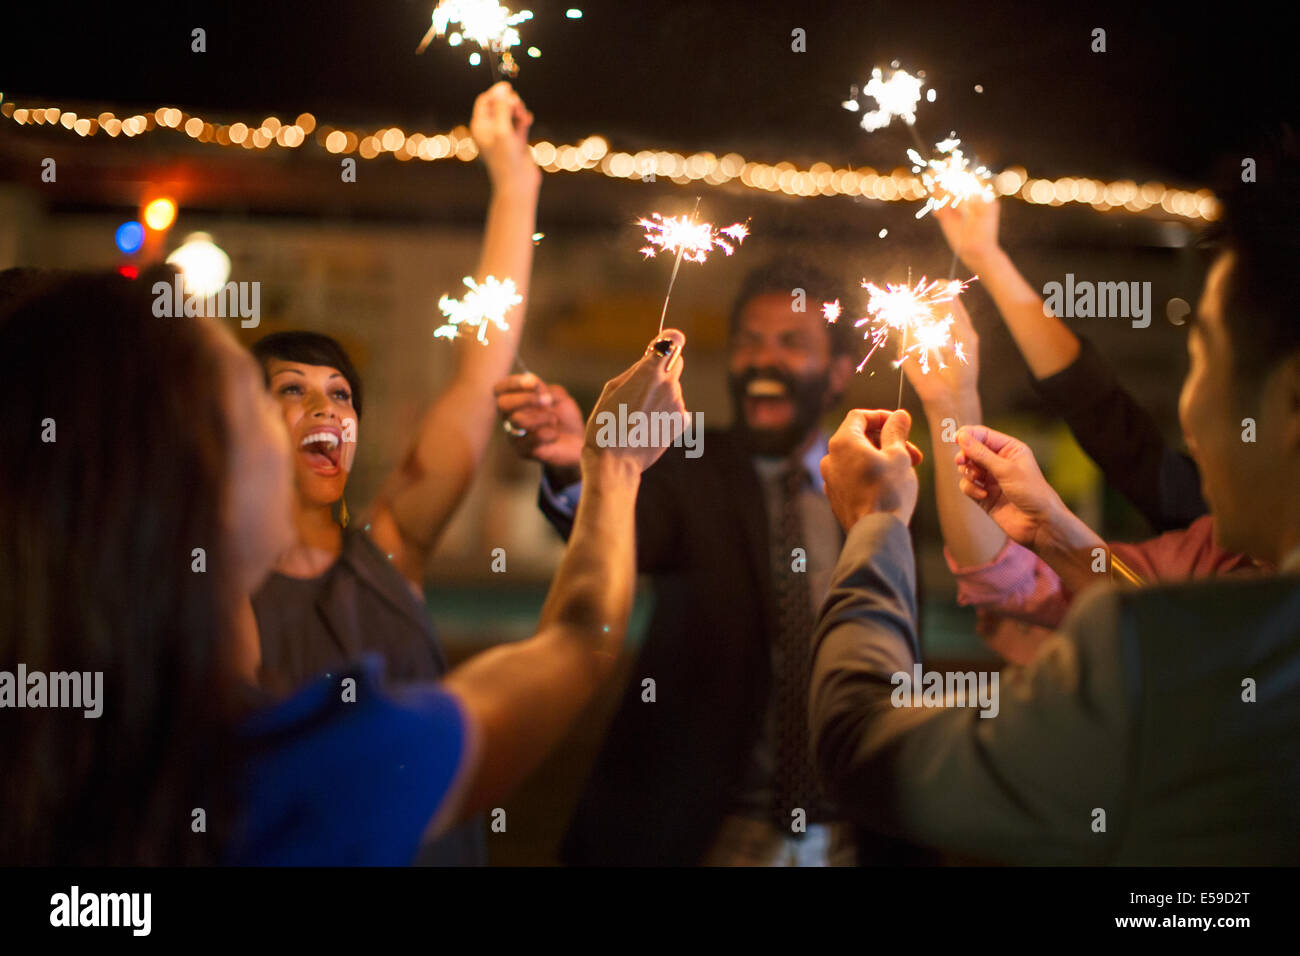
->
[143,198,177,231]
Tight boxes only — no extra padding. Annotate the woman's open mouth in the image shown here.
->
[298,428,342,475]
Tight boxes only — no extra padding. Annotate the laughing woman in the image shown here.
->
[247,82,540,864]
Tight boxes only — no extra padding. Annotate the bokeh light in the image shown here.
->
[165,232,231,297]
[143,198,177,231]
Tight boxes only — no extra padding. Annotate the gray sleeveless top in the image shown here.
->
[253,526,446,688]
[251,525,485,866]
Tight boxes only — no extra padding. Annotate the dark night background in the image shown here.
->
[3,0,1295,185]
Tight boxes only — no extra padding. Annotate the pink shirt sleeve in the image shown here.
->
[946,516,1259,654]
[944,538,1071,629]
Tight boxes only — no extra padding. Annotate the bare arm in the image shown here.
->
[430,331,689,833]
[937,200,1205,531]
[936,201,1080,379]
[901,296,1006,568]
[368,83,542,585]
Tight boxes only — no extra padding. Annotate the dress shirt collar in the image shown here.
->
[752,430,829,494]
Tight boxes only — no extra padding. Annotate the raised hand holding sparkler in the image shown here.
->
[821,408,924,532]
[455,81,539,376]
[908,136,995,220]
[899,294,980,412]
[933,195,1001,273]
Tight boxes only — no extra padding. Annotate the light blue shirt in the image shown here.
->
[539,432,830,515]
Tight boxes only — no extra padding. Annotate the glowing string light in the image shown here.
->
[0,97,1220,222]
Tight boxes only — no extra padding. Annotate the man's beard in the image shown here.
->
[729,365,833,457]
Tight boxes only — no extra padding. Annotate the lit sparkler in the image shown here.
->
[907,136,995,219]
[822,299,842,323]
[416,1,535,77]
[637,212,750,263]
[434,275,522,344]
[638,204,751,334]
[843,66,926,134]
[834,275,974,376]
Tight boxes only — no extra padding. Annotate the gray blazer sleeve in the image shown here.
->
[808,512,1135,864]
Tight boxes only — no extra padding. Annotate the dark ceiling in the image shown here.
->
[3,0,1294,187]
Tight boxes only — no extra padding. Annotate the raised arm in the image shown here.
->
[901,296,1006,569]
[367,82,543,585]
[936,200,1079,378]
[430,331,690,834]
[936,200,1205,531]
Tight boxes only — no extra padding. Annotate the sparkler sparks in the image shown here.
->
[637,212,750,263]
[639,203,751,335]
[822,299,842,323]
[417,1,535,75]
[434,275,522,344]
[833,276,975,375]
[843,67,926,132]
[907,136,995,219]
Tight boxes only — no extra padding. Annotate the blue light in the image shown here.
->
[115,221,145,255]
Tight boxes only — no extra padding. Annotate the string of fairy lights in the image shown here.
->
[0,94,1218,222]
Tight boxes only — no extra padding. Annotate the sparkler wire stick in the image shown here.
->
[416,23,438,53]
[656,196,702,336]
[415,2,533,76]
[904,122,926,154]
[896,325,909,409]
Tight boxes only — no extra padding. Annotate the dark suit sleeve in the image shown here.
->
[537,475,578,540]
[1031,336,1205,531]
[808,513,1135,864]
[536,457,683,572]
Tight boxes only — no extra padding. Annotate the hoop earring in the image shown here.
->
[339,498,350,528]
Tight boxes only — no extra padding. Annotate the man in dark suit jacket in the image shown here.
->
[808,161,1300,863]
[497,258,927,864]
